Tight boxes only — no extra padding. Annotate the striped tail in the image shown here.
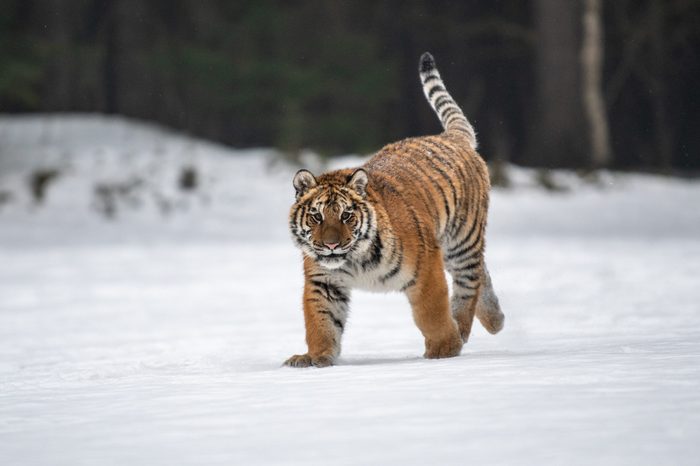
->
[419,52,478,149]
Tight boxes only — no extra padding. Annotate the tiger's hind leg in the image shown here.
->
[450,272,481,343]
[405,251,463,359]
[449,262,504,341]
[445,242,485,342]
[443,209,486,342]
[475,265,504,334]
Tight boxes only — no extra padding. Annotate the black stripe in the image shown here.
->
[433,94,450,107]
[375,170,428,263]
[290,203,307,238]
[451,243,482,266]
[447,218,478,256]
[452,244,482,270]
[440,107,461,123]
[405,204,427,273]
[417,146,459,212]
[404,204,426,247]
[445,112,466,126]
[430,140,471,193]
[455,270,480,281]
[400,276,417,291]
[446,232,482,262]
[453,278,479,289]
[451,258,480,273]
[445,217,471,253]
[424,138,461,162]
[358,204,371,239]
[380,259,402,283]
[361,233,383,271]
[399,157,443,222]
[336,267,354,277]
[319,310,344,331]
[426,176,452,231]
[428,84,445,99]
[422,139,470,210]
[380,241,403,283]
[310,280,348,303]
[422,74,440,85]
[434,97,453,114]
[299,203,309,229]
[364,172,426,273]
[406,148,452,233]
[292,203,303,228]
[423,138,459,167]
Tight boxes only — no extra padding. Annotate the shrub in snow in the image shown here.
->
[178,166,198,192]
[29,168,60,204]
[535,168,569,192]
[0,190,12,209]
[92,178,144,219]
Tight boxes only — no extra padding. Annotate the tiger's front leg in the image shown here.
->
[284,269,349,368]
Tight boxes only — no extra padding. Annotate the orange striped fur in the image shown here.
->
[285,53,504,368]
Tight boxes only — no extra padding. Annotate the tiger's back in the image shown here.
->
[365,132,490,256]
[284,53,504,368]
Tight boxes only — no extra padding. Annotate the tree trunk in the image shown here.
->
[533,0,587,168]
[581,0,612,169]
[39,0,74,110]
[648,0,673,171]
[102,0,118,114]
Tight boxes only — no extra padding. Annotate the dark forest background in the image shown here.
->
[1,0,699,171]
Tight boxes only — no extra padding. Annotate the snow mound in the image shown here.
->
[0,115,297,245]
[1,114,699,245]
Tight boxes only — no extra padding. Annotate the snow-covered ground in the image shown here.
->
[1,115,699,465]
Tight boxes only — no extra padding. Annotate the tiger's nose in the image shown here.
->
[324,242,339,250]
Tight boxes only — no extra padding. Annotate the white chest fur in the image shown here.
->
[338,261,409,293]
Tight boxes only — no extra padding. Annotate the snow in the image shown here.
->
[1,115,699,465]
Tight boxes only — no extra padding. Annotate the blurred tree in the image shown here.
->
[646,0,672,171]
[0,1,44,110]
[0,0,698,171]
[532,0,587,168]
[581,0,612,169]
[604,0,700,171]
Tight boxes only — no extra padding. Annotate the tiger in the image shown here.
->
[285,52,504,368]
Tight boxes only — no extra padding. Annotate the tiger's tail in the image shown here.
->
[419,52,477,149]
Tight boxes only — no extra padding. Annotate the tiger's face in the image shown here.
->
[289,168,374,269]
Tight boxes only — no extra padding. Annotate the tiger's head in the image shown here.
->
[289,168,375,269]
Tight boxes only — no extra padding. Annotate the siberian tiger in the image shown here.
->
[285,52,504,368]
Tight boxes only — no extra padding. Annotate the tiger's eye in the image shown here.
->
[312,212,323,223]
[341,211,353,222]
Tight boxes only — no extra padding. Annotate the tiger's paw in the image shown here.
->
[424,333,463,359]
[283,354,334,368]
[284,354,312,367]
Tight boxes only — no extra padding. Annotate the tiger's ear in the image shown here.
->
[347,168,368,197]
[293,169,317,198]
